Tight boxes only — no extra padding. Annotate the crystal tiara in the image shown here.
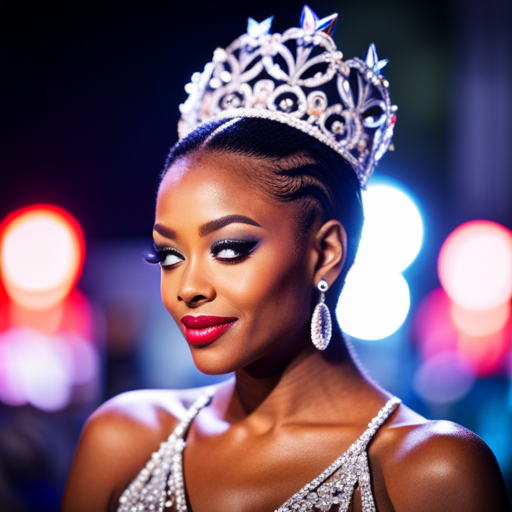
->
[178,5,397,188]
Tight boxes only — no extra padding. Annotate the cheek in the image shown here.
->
[221,247,313,332]
[160,271,180,318]
[157,232,314,356]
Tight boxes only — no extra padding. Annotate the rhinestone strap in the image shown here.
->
[117,389,214,512]
[170,391,214,512]
[276,396,401,512]
[118,393,400,512]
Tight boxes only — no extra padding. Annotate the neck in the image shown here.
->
[215,322,382,428]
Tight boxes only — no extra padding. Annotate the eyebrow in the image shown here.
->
[153,215,261,240]
[200,215,261,236]
[153,224,177,239]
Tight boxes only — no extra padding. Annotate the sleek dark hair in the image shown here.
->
[161,117,364,309]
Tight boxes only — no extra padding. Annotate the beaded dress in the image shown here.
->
[118,391,401,512]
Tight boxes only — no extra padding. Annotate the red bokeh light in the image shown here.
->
[0,205,85,310]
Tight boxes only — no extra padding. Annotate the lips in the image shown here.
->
[181,315,237,346]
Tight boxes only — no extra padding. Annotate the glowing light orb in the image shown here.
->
[337,267,410,340]
[457,330,509,376]
[413,351,475,404]
[0,327,99,411]
[450,302,510,337]
[413,288,458,359]
[0,206,84,310]
[356,183,423,273]
[413,287,511,377]
[0,328,72,410]
[438,221,512,311]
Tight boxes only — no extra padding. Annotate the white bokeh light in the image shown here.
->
[0,328,72,410]
[356,183,423,273]
[336,181,422,341]
[0,327,99,411]
[337,267,411,340]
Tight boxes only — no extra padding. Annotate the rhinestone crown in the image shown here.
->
[178,5,397,188]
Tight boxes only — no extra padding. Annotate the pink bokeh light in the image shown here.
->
[438,221,512,311]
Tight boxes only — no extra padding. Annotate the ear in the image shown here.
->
[311,219,347,288]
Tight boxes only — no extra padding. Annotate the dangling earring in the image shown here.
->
[311,278,332,351]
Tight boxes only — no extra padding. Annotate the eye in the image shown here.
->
[211,239,259,263]
[161,252,184,267]
[145,247,184,268]
[216,247,240,259]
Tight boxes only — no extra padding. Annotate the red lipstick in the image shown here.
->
[181,315,237,346]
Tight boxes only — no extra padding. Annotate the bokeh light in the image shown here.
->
[0,327,99,411]
[337,268,410,340]
[356,183,423,273]
[338,181,422,341]
[413,287,458,359]
[0,328,99,411]
[450,302,510,337]
[413,287,511,378]
[413,351,476,404]
[0,205,85,310]
[457,330,510,377]
[438,221,512,311]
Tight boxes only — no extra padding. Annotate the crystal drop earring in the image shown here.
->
[310,278,332,351]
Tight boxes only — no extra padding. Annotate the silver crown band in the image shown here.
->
[177,6,397,188]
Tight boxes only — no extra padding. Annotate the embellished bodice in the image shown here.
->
[117,391,401,512]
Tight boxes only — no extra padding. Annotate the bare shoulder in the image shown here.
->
[92,386,208,426]
[373,404,511,511]
[62,386,210,512]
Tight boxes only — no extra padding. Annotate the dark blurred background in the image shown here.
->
[1,0,511,510]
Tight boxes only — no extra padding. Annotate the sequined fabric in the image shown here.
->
[117,391,400,512]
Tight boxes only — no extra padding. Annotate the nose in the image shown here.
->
[177,258,216,307]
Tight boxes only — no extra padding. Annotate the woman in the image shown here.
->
[63,7,511,512]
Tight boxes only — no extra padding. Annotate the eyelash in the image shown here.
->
[145,247,183,267]
[145,240,259,268]
[211,239,259,264]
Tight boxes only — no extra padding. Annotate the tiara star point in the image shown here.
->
[366,43,388,73]
[300,5,338,36]
[300,5,318,32]
[247,16,274,38]
[316,13,338,36]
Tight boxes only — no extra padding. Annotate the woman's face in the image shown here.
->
[154,152,319,376]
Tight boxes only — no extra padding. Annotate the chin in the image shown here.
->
[188,345,246,376]
[188,335,270,375]
[186,323,297,376]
